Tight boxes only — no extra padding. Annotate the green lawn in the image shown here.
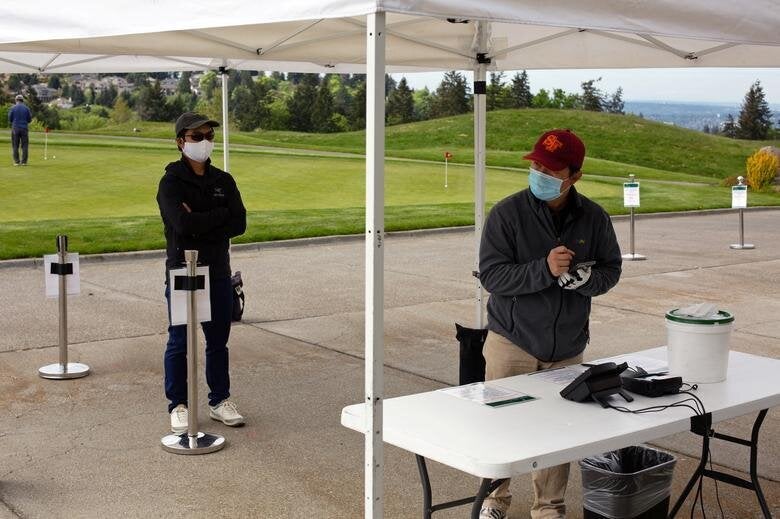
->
[1,108,779,260]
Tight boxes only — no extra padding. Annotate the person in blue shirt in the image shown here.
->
[8,94,33,166]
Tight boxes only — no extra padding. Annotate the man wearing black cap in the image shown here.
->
[478,129,622,519]
[9,94,32,166]
[156,112,247,434]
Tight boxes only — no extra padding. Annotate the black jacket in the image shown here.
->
[156,157,246,280]
[479,187,622,362]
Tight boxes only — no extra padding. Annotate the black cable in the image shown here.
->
[708,446,725,518]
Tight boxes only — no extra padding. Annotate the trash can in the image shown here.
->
[580,446,676,519]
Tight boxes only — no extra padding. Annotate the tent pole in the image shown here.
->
[473,21,489,329]
[220,64,230,173]
[365,11,386,519]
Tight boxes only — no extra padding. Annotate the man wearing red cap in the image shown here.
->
[478,129,622,519]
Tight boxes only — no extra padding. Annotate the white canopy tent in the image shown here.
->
[2,2,780,517]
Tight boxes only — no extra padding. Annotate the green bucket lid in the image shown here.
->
[666,308,734,325]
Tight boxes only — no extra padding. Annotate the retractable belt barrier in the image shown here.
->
[730,176,755,250]
[38,235,90,380]
[621,174,647,261]
[161,250,225,455]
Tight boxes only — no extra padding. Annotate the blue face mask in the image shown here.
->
[528,167,567,201]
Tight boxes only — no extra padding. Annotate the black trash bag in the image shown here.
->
[580,446,676,519]
[455,323,488,385]
[231,271,245,322]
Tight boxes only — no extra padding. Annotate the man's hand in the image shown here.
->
[558,265,592,290]
[547,246,575,277]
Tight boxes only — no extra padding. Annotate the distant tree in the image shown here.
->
[348,80,367,130]
[412,87,432,121]
[737,80,773,140]
[177,72,193,94]
[199,71,218,100]
[28,89,60,129]
[230,84,262,131]
[532,88,554,108]
[111,96,133,123]
[486,72,505,111]
[8,74,37,91]
[312,78,336,132]
[721,114,738,138]
[580,78,604,112]
[287,74,319,131]
[605,87,625,114]
[136,80,169,121]
[287,73,305,85]
[70,85,85,106]
[552,88,579,109]
[385,74,397,97]
[702,124,711,134]
[387,77,414,125]
[270,71,286,82]
[47,75,62,90]
[509,70,533,108]
[96,84,118,107]
[430,71,470,118]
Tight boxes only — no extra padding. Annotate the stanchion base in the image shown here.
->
[621,253,647,261]
[38,362,90,379]
[729,244,755,250]
[161,432,225,455]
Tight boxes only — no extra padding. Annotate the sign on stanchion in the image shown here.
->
[161,250,225,455]
[621,174,646,261]
[730,176,755,250]
[39,235,90,380]
[444,151,452,188]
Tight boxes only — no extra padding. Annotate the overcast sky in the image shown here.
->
[395,68,780,106]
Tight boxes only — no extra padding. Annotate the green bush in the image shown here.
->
[60,114,107,131]
[0,104,9,128]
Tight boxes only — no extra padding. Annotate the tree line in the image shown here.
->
[0,71,774,140]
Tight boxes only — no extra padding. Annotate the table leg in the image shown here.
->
[414,455,507,518]
[670,410,771,518]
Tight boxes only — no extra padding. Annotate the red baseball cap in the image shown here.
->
[523,129,586,173]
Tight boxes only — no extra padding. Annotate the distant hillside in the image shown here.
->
[82,108,779,179]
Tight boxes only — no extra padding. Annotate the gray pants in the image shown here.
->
[11,127,29,165]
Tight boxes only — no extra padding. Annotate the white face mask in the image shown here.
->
[182,140,214,163]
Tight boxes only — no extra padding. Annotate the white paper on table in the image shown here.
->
[623,182,640,207]
[731,185,747,209]
[592,353,668,375]
[439,382,536,407]
[44,253,80,297]
[528,366,581,385]
[169,267,211,325]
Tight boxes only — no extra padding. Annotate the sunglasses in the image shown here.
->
[185,131,215,142]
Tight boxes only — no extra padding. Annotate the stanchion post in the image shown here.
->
[161,250,225,455]
[730,176,754,250]
[621,174,646,261]
[39,235,90,380]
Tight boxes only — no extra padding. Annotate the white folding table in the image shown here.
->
[341,348,780,518]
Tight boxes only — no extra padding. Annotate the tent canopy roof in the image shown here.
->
[1,1,780,73]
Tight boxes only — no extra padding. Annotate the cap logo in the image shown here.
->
[542,134,564,152]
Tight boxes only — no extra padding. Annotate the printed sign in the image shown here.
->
[169,267,212,325]
[623,182,640,207]
[731,185,747,209]
[44,253,80,298]
[444,151,453,160]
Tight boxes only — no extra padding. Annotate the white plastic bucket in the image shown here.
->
[666,309,733,384]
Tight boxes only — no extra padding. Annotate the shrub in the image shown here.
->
[745,149,779,190]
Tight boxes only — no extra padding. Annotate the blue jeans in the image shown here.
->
[164,276,233,412]
[11,127,28,165]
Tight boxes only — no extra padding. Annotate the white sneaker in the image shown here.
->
[170,404,188,434]
[479,508,506,519]
[209,400,245,426]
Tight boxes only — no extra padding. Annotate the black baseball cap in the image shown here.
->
[174,112,219,137]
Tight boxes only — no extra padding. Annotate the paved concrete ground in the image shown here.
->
[0,208,778,518]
